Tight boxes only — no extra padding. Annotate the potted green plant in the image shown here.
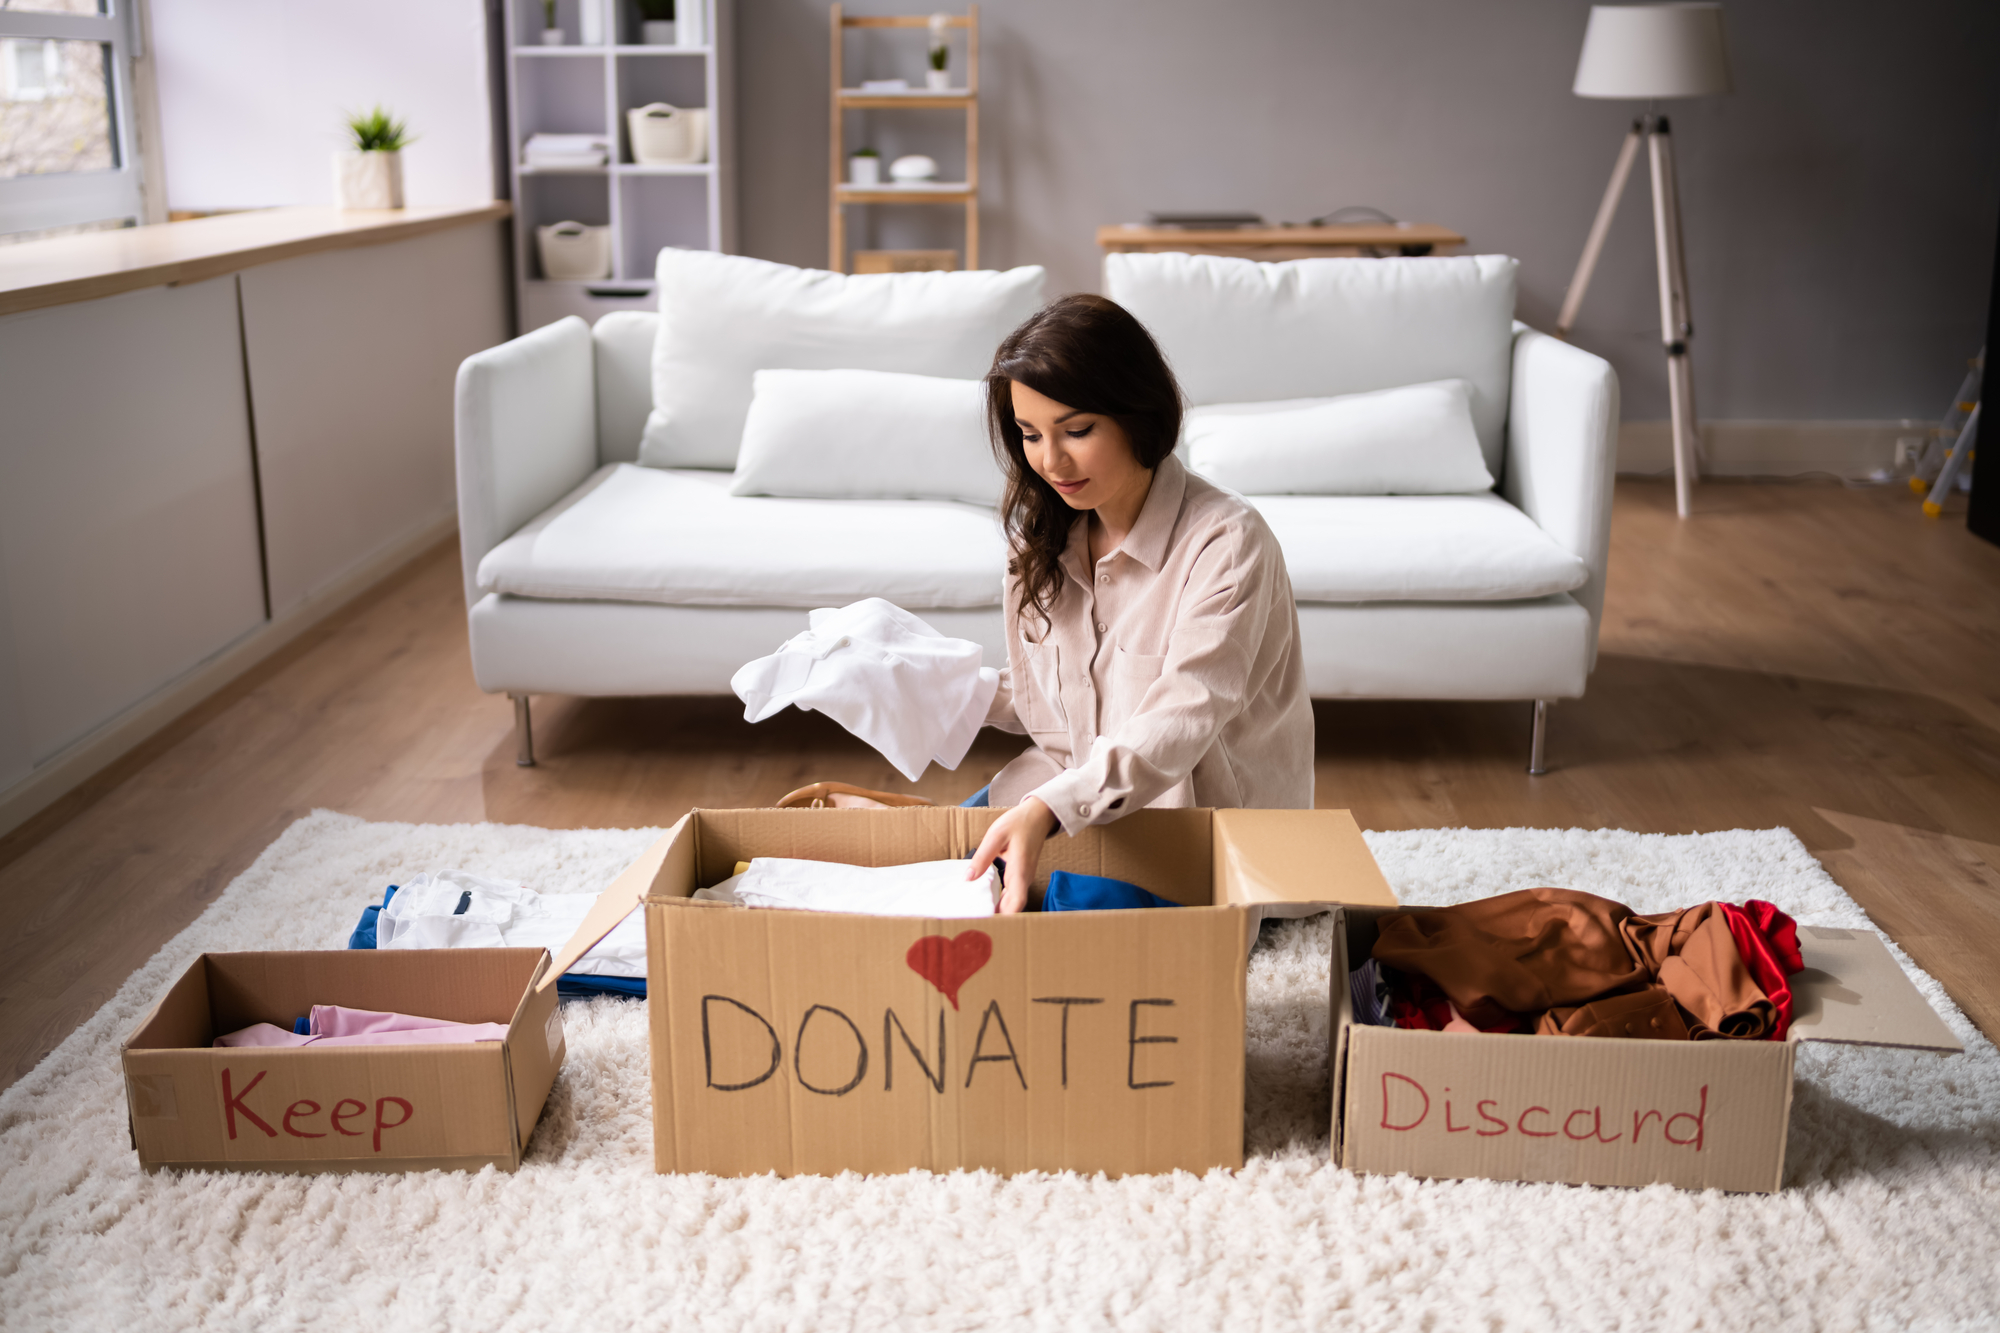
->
[540,0,564,45]
[334,106,411,210]
[636,0,676,45]
[848,145,880,187]
[926,12,951,90]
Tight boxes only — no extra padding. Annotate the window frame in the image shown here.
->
[0,2,145,235]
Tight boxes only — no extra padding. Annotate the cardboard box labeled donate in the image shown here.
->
[1329,907,1964,1193]
[122,949,565,1174]
[550,806,1396,1178]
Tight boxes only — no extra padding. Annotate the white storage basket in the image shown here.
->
[535,221,612,281]
[626,103,708,165]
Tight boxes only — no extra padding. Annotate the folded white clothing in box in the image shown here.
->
[731,598,998,781]
[378,870,644,978]
[694,857,1001,917]
[522,133,610,167]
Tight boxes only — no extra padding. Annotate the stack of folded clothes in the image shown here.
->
[520,133,609,168]
[1350,887,1805,1041]
[213,1005,509,1049]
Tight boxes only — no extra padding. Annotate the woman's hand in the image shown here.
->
[967,796,1059,914]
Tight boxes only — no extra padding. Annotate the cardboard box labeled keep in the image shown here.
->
[122,948,566,1174]
[1328,905,1964,1193]
[549,806,1398,1178]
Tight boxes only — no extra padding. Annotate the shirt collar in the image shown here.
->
[1056,453,1188,584]
[1119,453,1187,573]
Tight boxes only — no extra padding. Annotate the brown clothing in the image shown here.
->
[1373,888,1777,1041]
[985,455,1314,832]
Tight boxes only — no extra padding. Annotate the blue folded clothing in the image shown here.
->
[1041,870,1178,912]
[347,884,400,949]
[345,885,645,1000]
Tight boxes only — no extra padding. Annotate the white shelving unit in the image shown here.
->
[503,0,735,333]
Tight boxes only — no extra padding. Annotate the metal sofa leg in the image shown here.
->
[1527,699,1550,776]
[511,693,536,767]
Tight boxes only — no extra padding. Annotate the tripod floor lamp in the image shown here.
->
[1556,4,1732,519]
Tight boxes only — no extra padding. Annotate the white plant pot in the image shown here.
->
[641,19,675,44]
[848,155,880,187]
[333,149,404,210]
[627,103,707,165]
[676,0,704,46]
[536,221,612,281]
[926,69,951,91]
[539,27,564,45]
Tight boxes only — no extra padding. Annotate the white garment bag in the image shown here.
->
[731,598,999,781]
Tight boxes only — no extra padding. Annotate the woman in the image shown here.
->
[967,294,1314,913]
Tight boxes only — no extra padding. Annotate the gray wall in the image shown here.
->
[734,0,2000,422]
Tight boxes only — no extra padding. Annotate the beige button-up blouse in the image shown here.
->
[986,454,1314,832]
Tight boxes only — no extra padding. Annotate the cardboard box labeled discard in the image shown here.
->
[549,806,1397,1178]
[1329,906,1964,1193]
[122,949,566,1174]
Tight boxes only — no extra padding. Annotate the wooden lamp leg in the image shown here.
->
[1556,121,1645,339]
[1648,117,1700,518]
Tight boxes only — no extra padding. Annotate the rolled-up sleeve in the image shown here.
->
[1028,531,1276,834]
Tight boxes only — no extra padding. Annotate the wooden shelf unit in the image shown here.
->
[828,5,979,272]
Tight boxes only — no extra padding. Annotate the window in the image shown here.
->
[0,0,144,239]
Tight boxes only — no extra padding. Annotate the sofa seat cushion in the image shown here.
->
[1251,493,1590,602]
[478,464,1006,609]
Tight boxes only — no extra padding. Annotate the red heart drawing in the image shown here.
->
[905,930,993,1010]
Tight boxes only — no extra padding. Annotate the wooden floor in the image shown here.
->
[2,478,1997,1091]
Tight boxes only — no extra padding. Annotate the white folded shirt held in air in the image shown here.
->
[730,598,999,781]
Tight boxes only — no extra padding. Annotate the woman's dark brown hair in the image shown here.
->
[986,293,1183,632]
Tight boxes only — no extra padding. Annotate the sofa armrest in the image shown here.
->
[454,316,598,610]
[1503,322,1620,665]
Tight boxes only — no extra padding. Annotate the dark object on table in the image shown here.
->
[1145,211,1265,230]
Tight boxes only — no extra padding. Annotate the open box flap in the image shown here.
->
[1212,810,1397,907]
[1789,925,1963,1052]
[536,816,687,994]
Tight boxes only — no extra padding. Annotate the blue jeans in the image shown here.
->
[961,785,991,808]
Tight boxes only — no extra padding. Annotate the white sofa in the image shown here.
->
[454,253,1618,773]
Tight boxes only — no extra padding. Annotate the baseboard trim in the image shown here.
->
[1617,419,1929,478]
[0,509,459,841]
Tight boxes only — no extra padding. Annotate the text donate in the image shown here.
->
[698,994,1182,1095]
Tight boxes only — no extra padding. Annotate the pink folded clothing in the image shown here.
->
[309,1004,480,1038]
[211,1006,509,1049]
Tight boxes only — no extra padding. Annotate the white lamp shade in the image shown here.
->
[1573,4,1733,99]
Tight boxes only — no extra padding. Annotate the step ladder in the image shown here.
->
[1913,350,1981,516]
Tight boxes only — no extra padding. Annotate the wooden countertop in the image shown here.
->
[0,202,512,318]
[1097,222,1465,254]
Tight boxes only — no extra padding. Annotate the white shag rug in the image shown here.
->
[3,812,1998,1333]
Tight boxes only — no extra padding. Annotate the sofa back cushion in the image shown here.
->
[1105,253,1518,477]
[642,249,1045,470]
[729,369,1001,505]
[1185,379,1495,495]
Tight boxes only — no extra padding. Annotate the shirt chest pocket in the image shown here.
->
[1018,640,1067,735]
[1103,647,1167,727]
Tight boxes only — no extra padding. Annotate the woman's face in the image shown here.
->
[1009,380,1151,516]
